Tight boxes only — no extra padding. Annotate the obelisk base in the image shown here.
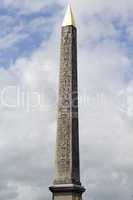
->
[49,184,85,200]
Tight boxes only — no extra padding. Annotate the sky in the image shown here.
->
[0,0,133,200]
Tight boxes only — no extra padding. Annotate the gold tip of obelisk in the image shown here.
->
[62,4,76,27]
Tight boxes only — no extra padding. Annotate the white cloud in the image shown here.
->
[0,31,28,50]
[1,0,58,13]
[0,0,133,200]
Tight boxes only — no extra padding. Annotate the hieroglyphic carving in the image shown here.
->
[54,26,80,185]
[56,27,72,182]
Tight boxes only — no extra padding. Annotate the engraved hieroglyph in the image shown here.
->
[54,26,80,185]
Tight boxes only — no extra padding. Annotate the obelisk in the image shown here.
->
[49,5,85,200]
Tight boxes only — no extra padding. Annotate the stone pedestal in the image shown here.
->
[50,184,85,200]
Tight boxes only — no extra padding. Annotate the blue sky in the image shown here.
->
[0,3,62,68]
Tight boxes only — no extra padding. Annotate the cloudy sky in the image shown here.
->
[1,0,133,199]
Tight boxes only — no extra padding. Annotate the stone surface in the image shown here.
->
[54,193,82,200]
[49,184,85,200]
[54,25,80,185]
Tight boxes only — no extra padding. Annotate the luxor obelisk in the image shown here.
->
[49,5,85,200]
